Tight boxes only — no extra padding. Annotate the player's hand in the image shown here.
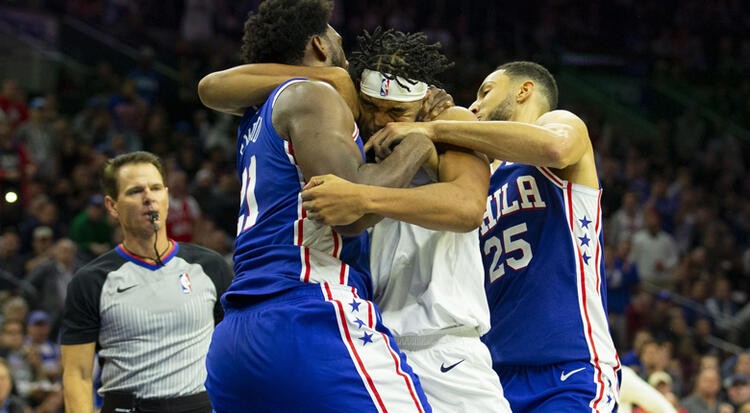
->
[301,175,366,226]
[417,86,454,121]
[365,122,433,160]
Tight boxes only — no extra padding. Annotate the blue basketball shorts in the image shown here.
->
[205,282,431,413]
[495,360,620,413]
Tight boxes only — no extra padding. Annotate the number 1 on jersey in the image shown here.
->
[237,155,259,235]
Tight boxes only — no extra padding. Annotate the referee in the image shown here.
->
[60,151,233,413]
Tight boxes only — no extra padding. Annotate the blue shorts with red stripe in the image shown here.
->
[495,361,620,413]
[206,282,431,413]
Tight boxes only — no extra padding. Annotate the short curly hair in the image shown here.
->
[348,27,453,90]
[241,0,333,64]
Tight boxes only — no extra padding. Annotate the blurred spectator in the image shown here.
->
[0,357,31,413]
[180,0,216,47]
[725,374,750,412]
[24,239,79,327]
[0,230,24,279]
[0,80,28,131]
[107,78,147,139]
[646,176,678,233]
[22,226,55,275]
[0,320,33,399]
[22,311,62,413]
[605,240,640,351]
[639,339,670,382]
[620,365,678,413]
[626,292,654,346]
[621,329,654,371]
[14,98,55,180]
[649,371,686,412]
[705,277,740,337]
[72,97,113,147]
[680,368,731,413]
[166,169,201,242]
[608,191,644,247]
[0,297,28,327]
[0,120,34,227]
[629,208,679,288]
[127,47,161,108]
[69,195,114,260]
[18,197,62,255]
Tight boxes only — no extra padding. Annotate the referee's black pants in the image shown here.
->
[101,391,211,413]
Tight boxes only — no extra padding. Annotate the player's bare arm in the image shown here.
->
[61,342,96,413]
[302,107,489,232]
[368,109,598,188]
[198,64,358,117]
[274,81,435,234]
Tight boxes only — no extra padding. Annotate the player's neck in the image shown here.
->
[512,103,543,124]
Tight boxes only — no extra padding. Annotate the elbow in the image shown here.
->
[197,74,220,109]
[454,199,485,232]
[545,141,575,169]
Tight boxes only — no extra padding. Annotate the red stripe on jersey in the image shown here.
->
[302,247,311,282]
[339,263,347,285]
[567,184,605,410]
[352,123,360,140]
[379,332,425,412]
[538,167,564,187]
[323,283,388,412]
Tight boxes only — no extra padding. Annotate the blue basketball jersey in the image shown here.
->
[480,162,618,369]
[225,79,371,304]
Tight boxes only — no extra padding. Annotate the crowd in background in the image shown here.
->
[0,0,749,412]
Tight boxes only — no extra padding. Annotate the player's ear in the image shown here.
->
[516,80,534,104]
[310,34,328,63]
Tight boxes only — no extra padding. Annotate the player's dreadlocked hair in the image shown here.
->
[349,27,453,91]
[497,61,559,111]
[241,0,333,64]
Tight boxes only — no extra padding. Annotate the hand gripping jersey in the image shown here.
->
[225,79,371,304]
[480,162,618,369]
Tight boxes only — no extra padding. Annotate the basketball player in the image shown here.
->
[200,27,510,413]
[203,2,433,412]
[366,61,621,412]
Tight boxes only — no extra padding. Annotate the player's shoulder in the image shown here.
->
[277,79,341,107]
[434,105,476,121]
[537,109,585,127]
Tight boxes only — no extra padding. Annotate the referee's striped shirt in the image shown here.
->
[61,241,233,399]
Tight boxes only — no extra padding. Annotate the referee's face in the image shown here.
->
[108,162,168,237]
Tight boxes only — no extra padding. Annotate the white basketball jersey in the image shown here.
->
[370,216,490,338]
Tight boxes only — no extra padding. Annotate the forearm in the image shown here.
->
[62,375,94,413]
[359,182,483,232]
[354,134,434,188]
[198,64,358,117]
[431,120,574,168]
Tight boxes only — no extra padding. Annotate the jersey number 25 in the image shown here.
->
[484,223,532,283]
